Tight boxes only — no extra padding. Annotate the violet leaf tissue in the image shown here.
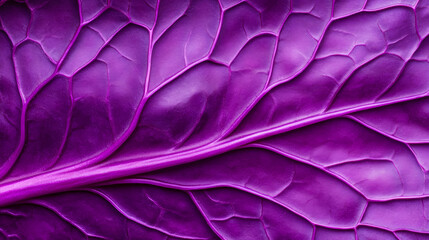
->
[1,0,429,239]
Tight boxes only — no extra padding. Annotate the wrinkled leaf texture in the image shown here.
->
[1,0,429,239]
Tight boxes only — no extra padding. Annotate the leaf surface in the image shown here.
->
[0,0,429,239]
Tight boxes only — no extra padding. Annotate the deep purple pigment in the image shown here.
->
[0,0,429,239]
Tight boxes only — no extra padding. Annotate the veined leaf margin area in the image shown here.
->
[0,0,429,239]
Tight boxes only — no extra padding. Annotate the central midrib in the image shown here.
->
[0,93,425,207]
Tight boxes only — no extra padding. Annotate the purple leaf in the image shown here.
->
[0,0,429,239]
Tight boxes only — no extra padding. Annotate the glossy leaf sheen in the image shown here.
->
[0,0,429,239]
